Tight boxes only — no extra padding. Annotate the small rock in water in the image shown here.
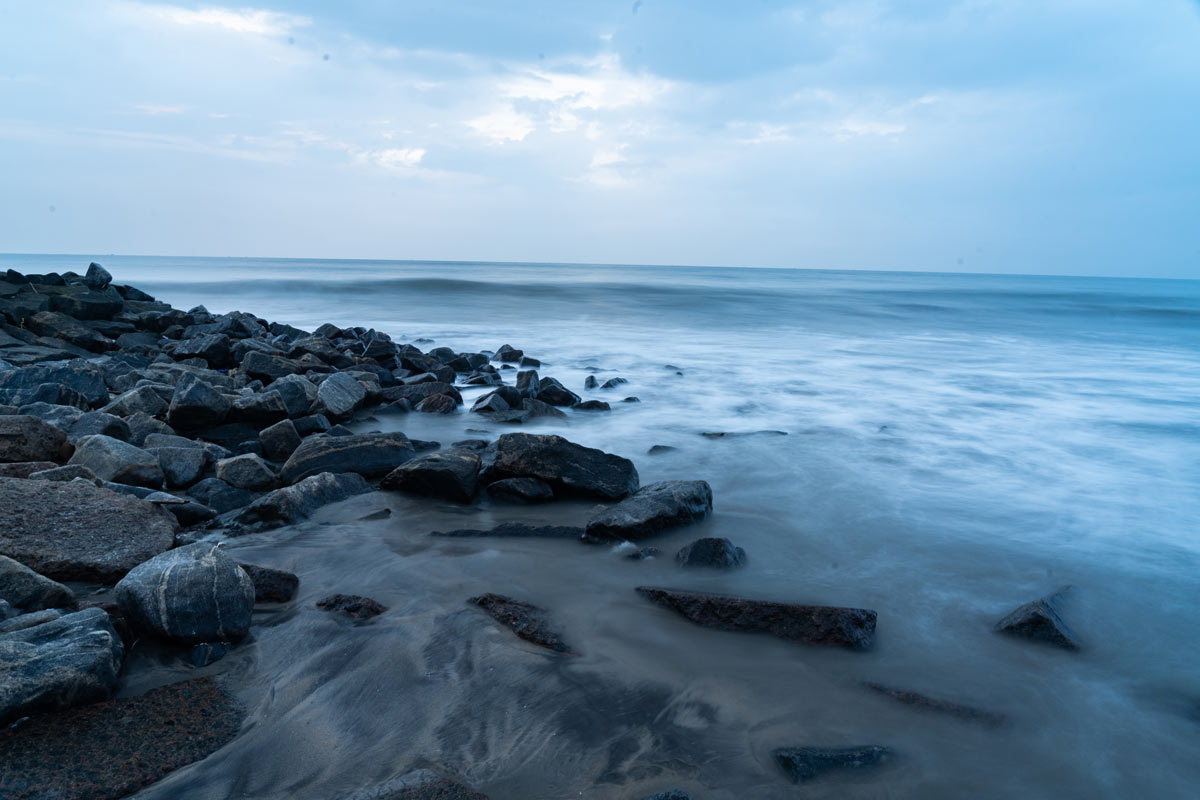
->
[862,682,1006,727]
[622,396,641,403]
[601,377,628,389]
[416,392,458,413]
[774,745,891,784]
[469,592,576,654]
[358,508,392,521]
[188,641,229,667]
[238,563,300,603]
[585,480,713,540]
[624,545,661,560]
[316,593,387,622]
[995,587,1079,650]
[675,537,746,568]
[575,399,611,411]
[584,375,599,389]
[232,471,372,531]
[647,444,675,454]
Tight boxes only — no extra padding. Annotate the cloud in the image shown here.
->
[134,104,188,115]
[123,3,310,36]
[466,106,536,142]
[834,119,906,138]
[374,147,426,169]
[498,54,671,111]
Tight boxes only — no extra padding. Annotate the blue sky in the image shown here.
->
[1,1,1198,277]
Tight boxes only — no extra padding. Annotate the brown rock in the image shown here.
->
[469,592,576,654]
[0,415,70,463]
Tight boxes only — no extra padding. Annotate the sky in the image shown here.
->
[0,1,1198,278]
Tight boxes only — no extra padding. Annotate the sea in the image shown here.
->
[4,253,1199,799]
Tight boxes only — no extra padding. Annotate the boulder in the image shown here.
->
[469,593,575,654]
[215,453,277,491]
[0,555,74,611]
[586,480,713,540]
[230,390,289,426]
[995,588,1079,650]
[16,400,85,429]
[173,333,233,368]
[238,563,299,603]
[24,311,115,352]
[102,385,169,417]
[636,587,877,650]
[167,372,231,429]
[379,381,462,406]
[515,369,539,397]
[83,261,112,290]
[0,414,70,462]
[67,410,131,442]
[0,477,176,582]
[315,372,366,418]
[535,376,580,407]
[115,543,255,644]
[126,410,175,446]
[316,593,387,622]
[232,472,372,530]
[47,286,124,319]
[601,377,628,389]
[575,400,611,411]
[485,476,554,504]
[151,445,213,488]
[279,432,415,484]
[415,392,457,413]
[0,607,124,723]
[481,433,639,500]
[0,361,108,408]
[495,344,523,362]
[11,381,89,409]
[584,375,599,389]
[240,351,301,383]
[380,448,481,503]
[259,418,301,462]
[774,746,891,784]
[68,434,164,488]
[674,537,745,568]
[187,477,257,514]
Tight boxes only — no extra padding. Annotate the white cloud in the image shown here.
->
[134,104,187,115]
[375,148,426,169]
[123,3,310,36]
[466,106,536,142]
[834,119,906,137]
[498,54,671,111]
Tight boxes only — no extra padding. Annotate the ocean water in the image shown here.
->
[4,254,1200,798]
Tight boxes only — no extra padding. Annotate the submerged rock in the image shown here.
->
[481,433,639,500]
[279,432,415,484]
[0,555,74,612]
[636,587,877,650]
[774,745,891,784]
[431,523,585,539]
[316,593,386,621]
[586,480,713,540]
[674,537,745,568]
[469,592,575,654]
[995,588,1079,650]
[115,543,255,644]
[381,448,481,503]
[232,471,372,530]
[862,682,1006,727]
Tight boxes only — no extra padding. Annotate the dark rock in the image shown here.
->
[495,344,523,362]
[47,285,124,319]
[188,641,229,667]
[187,477,257,514]
[0,555,74,611]
[270,376,314,417]
[126,411,175,446]
[862,682,1006,727]
[381,448,481,503]
[337,768,490,800]
[0,361,109,408]
[675,537,746,568]
[279,432,415,484]
[316,593,386,621]
[481,433,639,500]
[214,453,277,491]
[452,438,490,451]
[636,587,877,650]
[519,356,541,367]
[774,746,891,784]
[83,262,113,290]
[238,563,299,603]
[167,372,231,429]
[471,391,511,414]
[173,333,233,368]
[515,369,539,397]
[601,377,628,389]
[115,543,255,644]
[626,547,661,560]
[102,385,169,417]
[315,372,366,418]
[995,588,1079,650]
[647,444,675,454]
[150,445,213,488]
[0,461,58,478]
[469,593,575,654]
[260,418,302,461]
[535,376,580,407]
[0,607,124,723]
[622,396,641,403]
[431,523,585,539]
[586,480,713,540]
[241,350,300,383]
[0,414,70,462]
[359,508,392,521]
[229,390,289,426]
[68,434,163,488]
[641,793,691,800]
[160,497,217,526]
[485,476,554,504]
[193,421,261,453]
[701,429,788,439]
[584,375,599,389]
[232,471,371,530]
[28,464,100,484]
[67,410,130,442]
[416,392,458,413]
[11,381,89,409]
[575,399,611,411]
[380,381,463,406]
[0,677,243,800]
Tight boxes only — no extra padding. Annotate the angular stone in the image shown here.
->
[238,563,299,603]
[337,769,490,800]
[25,311,115,352]
[28,464,100,484]
[0,360,108,407]
[151,445,213,488]
[115,543,255,644]
[575,399,611,412]
[481,433,638,500]
[636,587,877,650]
[995,589,1079,650]
[0,414,69,462]
[229,390,289,427]
[379,381,463,406]
[0,608,62,635]
[68,434,164,488]
[469,593,575,654]
[232,471,371,530]
[774,746,891,784]
[173,333,233,368]
[67,410,131,442]
[240,350,301,383]
[316,593,386,621]
[83,261,112,290]
[0,555,74,611]
[674,537,745,568]
[315,372,366,418]
[485,476,554,504]
[102,385,169,418]
[535,376,580,407]
[215,453,277,491]
[167,372,231,429]
[380,448,481,503]
[47,286,124,319]
[187,477,256,514]
[415,392,457,413]
[586,480,713,540]
[259,418,301,462]
[279,432,415,484]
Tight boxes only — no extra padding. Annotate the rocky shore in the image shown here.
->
[0,263,1083,799]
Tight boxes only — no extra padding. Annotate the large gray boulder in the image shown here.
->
[481,433,639,500]
[150,445,213,488]
[586,480,713,540]
[0,477,177,582]
[115,543,255,644]
[380,448,481,503]
[215,453,277,491]
[315,372,365,419]
[68,434,164,488]
[167,372,231,429]
[0,414,70,463]
[233,471,371,530]
[102,385,169,418]
[0,607,124,723]
[279,432,414,484]
[173,333,233,368]
[0,555,74,611]
[0,360,108,407]
[67,411,131,442]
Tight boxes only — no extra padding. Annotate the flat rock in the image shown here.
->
[674,537,745,568]
[469,592,575,654]
[280,432,415,484]
[0,607,124,723]
[485,476,554,504]
[232,471,372,531]
[242,350,302,384]
[774,745,891,784]
[68,434,164,488]
[481,433,639,500]
[28,464,100,483]
[316,593,386,621]
[0,556,74,612]
[431,523,586,539]
[0,360,108,407]
[636,587,876,650]
[115,543,255,644]
[238,563,299,603]
[586,480,713,540]
[0,477,176,582]
[995,588,1079,650]
[0,415,70,463]
[381,448,481,503]
[0,677,243,800]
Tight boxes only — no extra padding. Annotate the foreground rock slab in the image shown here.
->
[469,592,576,654]
[0,415,70,463]
[636,587,876,650]
[0,607,124,723]
[774,745,891,784]
[482,433,639,500]
[0,477,176,582]
[586,480,713,540]
[0,677,243,800]
[995,588,1079,650]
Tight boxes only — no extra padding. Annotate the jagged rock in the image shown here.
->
[0,555,74,611]
[380,448,481,503]
[83,261,112,290]
[126,411,175,446]
[0,414,70,462]
[187,477,256,514]
[774,746,891,784]
[0,361,108,407]
[481,433,639,500]
[232,471,371,530]
[316,593,386,621]
[25,311,115,352]
[862,682,1006,727]
[535,376,580,407]
[279,432,415,484]
[67,410,131,442]
[379,381,462,406]
[215,453,277,491]
[485,476,554,504]
[259,417,302,462]
[315,372,366,418]
[150,445,213,488]
[47,285,124,319]
[173,333,233,368]
[515,369,539,397]
[636,587,877,650]
[238,563,299,603]
[586,480,712,540]
[16,400,85,429]
[675,537,745,568]
[0,607,124,723]
[230,390,289,426]
[11,382,89,409]
[995,588,1079,650]
[431,523,585,539]
[157,496,216,526]
[469,593,575,654]
[115,543,254,644]
[167,372,231,429]
[416,392,457,413]
[270,375,314,417]
[68,434,163,488]
[102,385,169,418]
[601,377,628,389]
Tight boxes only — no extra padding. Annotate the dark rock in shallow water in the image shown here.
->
[232,471,372,530]
[535,376,580,407]
[68,434,164,488]
[238,563,299,603]
[338,768,490,800]
[481,433,639,500]
[862,682,1006,727]
[0,477,177,582]
[0,414,70,463]
[381,448,481,503]
[575,399,611,411]
[316,593,386,621]
[601,377,628,389]
[0,555,74,612]
[0,676,243,800]
[675,537,746,568]
[995,588,1079,650]
[416,392,458,413]
[280,432,415,484]
[625,546,661,560]
[641,792,691,800]
[701,429,788,439]
[469,592,575,654]
[115,543,255,644]
[636,587,877,650]
[485,476,554,504]
[432,522,586,539]
[647,444,675,454]
[584,374,599,389]
[380,381,463,406]
[774,745,891,784]
[83,261,112,290]
[586,480,713,541]
[0,607,124,723]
